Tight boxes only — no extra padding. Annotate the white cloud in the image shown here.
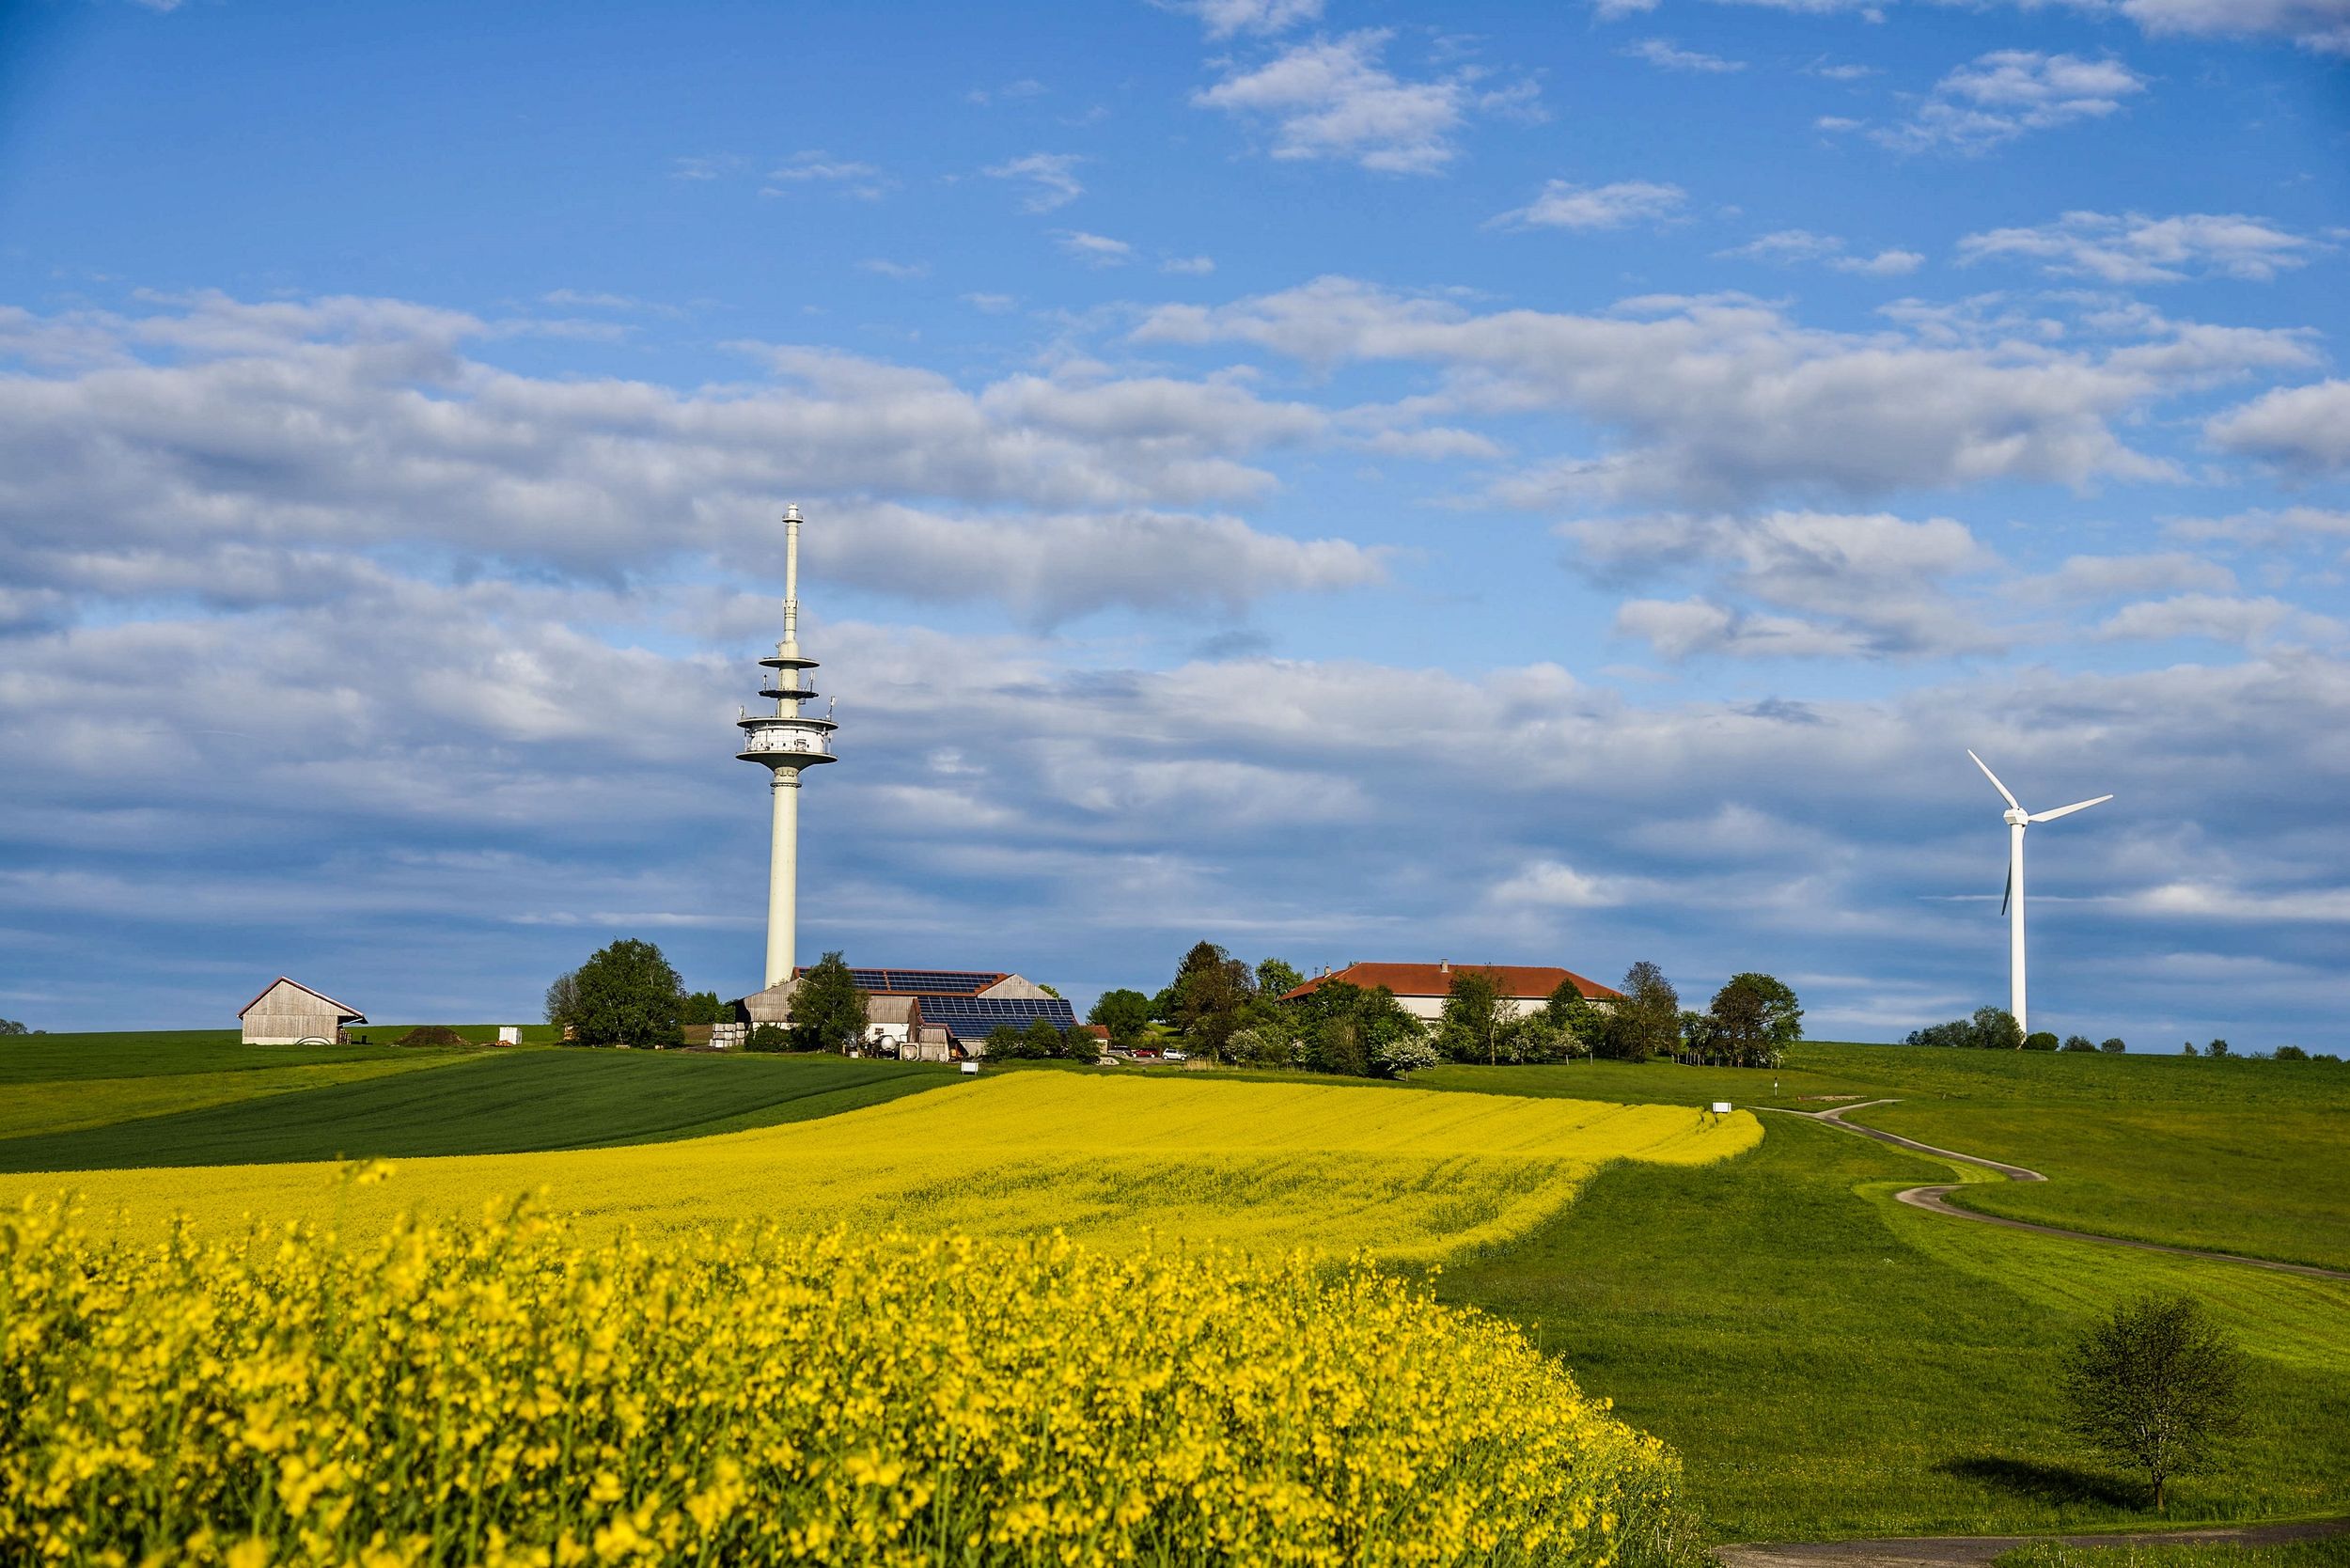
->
[1160,0,1324,38]
[2095,593,2344,647]
[1055,230,1133,265]
[983,152,1086,212]
[2117,0,2350,55]
[962,292,1018,314]
[763,152,892,200]
[1136,276,2314,505]
[1496,180,1686,231]
[1191,30,1474,174]
[1162,256,1218,275]
[1590,0,1662,15]
[2206,380,2350,475]
[1876,51,2149,153]
[1720,229,1922,274]
[2164,507,2350,546]
[1490,861,1629,908]
[1622,39,1747,71]
[2027,553,2236,600]
[965,78,1047,107]
[669,154,747,181]
[857,259,929,280]
[1958,210,2321,283]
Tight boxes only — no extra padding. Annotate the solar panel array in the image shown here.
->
[842,968,1006,996]
[916,995,1079,1041]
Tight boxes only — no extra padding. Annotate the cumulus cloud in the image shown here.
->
[1720,229,1923,274]
[2164,507,2350,547]
[1875,51,2149,153]
[1136,276,2314,505]
[983,152,1086,212]
[2206,380,2350,475]
[1191,30,1477,174]
[1495,180,1687,231]
[2095,593,2344,648]
[1055,230,1133,265]
[2117,0,2350,55]
[1958,210,2321,283]
[1159,0,1324,37]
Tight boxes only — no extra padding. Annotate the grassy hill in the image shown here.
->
[0,1034,951,1171]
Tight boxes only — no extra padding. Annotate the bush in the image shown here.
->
[2206,1038,2232,1058]
[397,1025,471,1048]
[2100,1038,2127,1054]
[1375,1033,1442,1076]
[2274,1044,2309,1061]
[745,1022,788,1053]
[2060,1034,2095,1052]
[2023,1031,2060,1052]
[0,1201,1701,1568]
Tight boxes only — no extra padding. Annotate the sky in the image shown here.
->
[1,0,2346,1046]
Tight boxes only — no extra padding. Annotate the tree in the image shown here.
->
[1972,1006,2024,1051]
[1603,962,1680,1060]
[2275,1044,2309,1061]
[2024,1030,2060,1052]
[1168,941,1257,1061]
[2100,1038,2127,1053]
[1225,1025,1295,1070]
[680,990,725,1027]
[2206,1038,2232,1058]
[567,939,684,1048]
[544,970,582,1033]
[2062,1034,2096,1052]
[789,951,869,1054]
[1375,1033,1441,1075]
[2182,1042,2199,1056]
[1088,989,1154,1052]
[1285,980,1422,1079]
[983,1023,1040,1059]
[1437,968,1506,1064]
[2062,1294,2244,1513]
[1543,982,1601,1060]
[1023,1016,1071,1059]
[1255,957,1307,1000]
[1704,974,1801,1069]
[0,1018,29,1036]
[746,1023,788,1052]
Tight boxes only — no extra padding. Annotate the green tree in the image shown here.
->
[2206,1038,2232,1058]
[2063,1294,2245,1513]
[543,970,582,1034]
[788,951,869,1053]
[1087,988,1154,1051]
[1542,982,1600,1060]
[1284,980,1422,1079]
[1255,957,1307,1000]
[679,990,725,1027]
[567,939,684,1048]
[0,1018,30,1036]
[1972,1006,2025,1051]
[983,1024,1036,1059]
[746,1022,788,1052]
[2100,1038,2128,1053]
[2274,1044,2309,1061]
[1603,961,1680,1061]
[2062,1034,2096,1052]
[1703,974,1800,1069]
[2023,1030,2060,1052]
[1168,941,1257,1061]
[1437,968,1507,1064]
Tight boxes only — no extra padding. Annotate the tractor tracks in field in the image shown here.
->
[1766,1099,2350,1284]
[1716,1514,2350,1568]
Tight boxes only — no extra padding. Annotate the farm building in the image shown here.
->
[719,966,1076,1056]
[1280,962,1622,1023]
[238,977,367,1044]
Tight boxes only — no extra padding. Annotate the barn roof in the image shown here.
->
[1279,963,1622,1004]
[237,976,368,1023]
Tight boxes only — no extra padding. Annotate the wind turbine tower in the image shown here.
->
[739,505,838,989]
[1966,750,2110,1037]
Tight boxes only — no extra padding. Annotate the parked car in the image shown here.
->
[1131,1049,1160,1060]
[1163,1050,1188,1063]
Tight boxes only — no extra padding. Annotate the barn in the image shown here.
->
[239,977,367,1044]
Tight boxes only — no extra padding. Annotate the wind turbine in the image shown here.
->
[1966,750,2111,1038]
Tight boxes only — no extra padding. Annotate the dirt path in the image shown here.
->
[1767,1100,2350,1284]
[1717,1514,2350,1568]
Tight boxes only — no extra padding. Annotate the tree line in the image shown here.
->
[1906,1008,2342,1061]
[1087,944,1803,1078]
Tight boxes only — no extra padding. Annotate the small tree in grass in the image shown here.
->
[1436,969,1506,1064]
[789,951,868,1054]
[2100,1038,2127,1053]
[2023,1030,2060,1052]
[746,1023,788,1052]
[2061,1034,2096,1052]
[566,939,684,1048]
[2062,1294,2244,1513]
[1088,988,1153,1052]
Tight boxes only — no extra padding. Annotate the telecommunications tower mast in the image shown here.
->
[737,505,838,989]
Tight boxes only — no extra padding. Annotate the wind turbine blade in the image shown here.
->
[1967,749,2022,811]
[2029,794,2113,823]
[2001,862,2012,918]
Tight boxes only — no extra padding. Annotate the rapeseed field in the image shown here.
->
[0,1196,1700,1568]
[8,1072,1758,1261]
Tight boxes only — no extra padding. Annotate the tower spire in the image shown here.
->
[738,503,838,990]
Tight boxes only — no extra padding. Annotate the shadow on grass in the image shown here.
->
[1939,1455,2146,1511]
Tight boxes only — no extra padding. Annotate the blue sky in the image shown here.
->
[2,0,2347,1045]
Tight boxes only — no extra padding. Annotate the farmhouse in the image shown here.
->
[238,977,367,1044]
[720,966,1077,1057]
[1280,962,1622,1023]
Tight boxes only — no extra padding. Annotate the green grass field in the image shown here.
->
[1999,1538,2350,1568]
[0,1037,952,1170]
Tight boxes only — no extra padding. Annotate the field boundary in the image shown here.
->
[1768,1102,2350,1284]
[1717,1513,2350,1568]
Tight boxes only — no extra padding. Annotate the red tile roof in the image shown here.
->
[1279,962,1622,1004]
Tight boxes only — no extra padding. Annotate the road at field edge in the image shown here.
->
[1716,1514,2350,1568]
[1766,1099,2350,1284]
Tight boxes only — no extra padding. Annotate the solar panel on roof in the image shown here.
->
[917,996,1078,1040]
[842,968,1006,996]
